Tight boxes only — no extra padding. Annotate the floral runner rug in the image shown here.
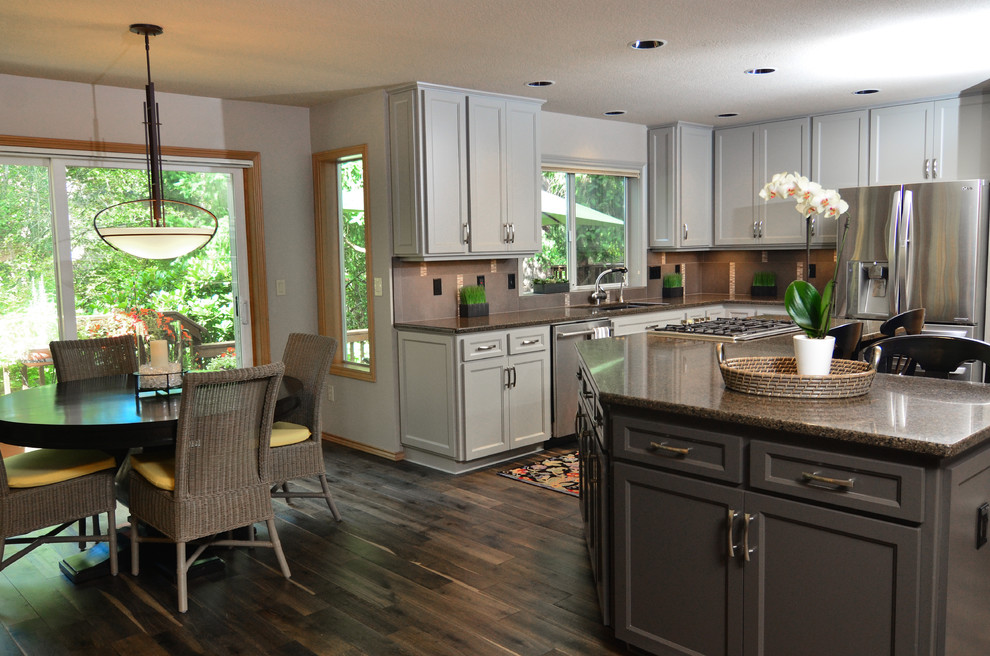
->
[497,451,579,497]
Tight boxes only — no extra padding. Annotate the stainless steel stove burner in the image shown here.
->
[652,317,800,342]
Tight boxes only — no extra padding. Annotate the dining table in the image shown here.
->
[0,372,302,582]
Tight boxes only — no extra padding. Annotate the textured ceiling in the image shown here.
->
[1,0,989,127]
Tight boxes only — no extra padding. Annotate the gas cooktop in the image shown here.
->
[652,317,800,342]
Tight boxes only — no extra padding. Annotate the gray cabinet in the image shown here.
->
[811,110,868,245]
[714,118,810,248]
[397,326,550,470]
[388,82,544,259]
[609,411,926,656]
[649,122,713,249]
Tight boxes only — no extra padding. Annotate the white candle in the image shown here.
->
[150,339,169,369]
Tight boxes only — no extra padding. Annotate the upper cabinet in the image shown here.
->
[648,122,713,250]
[714,118,811,248]
[869,96,990,185]
[810,110,869,245]
[388,83,544,259]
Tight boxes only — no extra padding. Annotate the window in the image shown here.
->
[523,162,643,293]
[0,143,259,394]
[314,146,375,381]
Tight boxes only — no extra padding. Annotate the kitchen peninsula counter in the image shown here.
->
[394,293,784,334]
[576,331,990,656]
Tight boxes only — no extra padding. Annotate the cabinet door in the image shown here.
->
[679,123,714,248]
[506,350,550,447]
[942,95,990,182]
[505,100,542,253]
[811,111,868,245]
[422,88,470,254]
[613,462,746,656]
[462,357,509,459]
[397,331,457,457]
[744,492,922,656]
[870,102,935,185]
[467,96,508,252]
[648,127,676,249]
[759,118,810,246]
[715,125,759,246]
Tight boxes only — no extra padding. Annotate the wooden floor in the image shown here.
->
[0,444,631,655]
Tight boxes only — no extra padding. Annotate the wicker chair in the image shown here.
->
[269,333,341,520]
[1,448,118,575]
[50,334,138,544]
[49,335,138,382]
[128,363,291,613]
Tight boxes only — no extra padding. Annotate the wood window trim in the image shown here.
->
[313,145,375,382]
[0,134,271,365]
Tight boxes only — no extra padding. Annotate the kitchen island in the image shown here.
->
[576,332,990,656]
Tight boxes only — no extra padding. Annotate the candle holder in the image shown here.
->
[134,362,184,396]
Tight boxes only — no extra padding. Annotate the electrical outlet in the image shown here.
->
[674,264,681,274]
[809,264,817,279]
[649,266,661,280]
[508,273,516,290]
[433,278,442,295]
[327,386,334,402]
[476,275,485,287]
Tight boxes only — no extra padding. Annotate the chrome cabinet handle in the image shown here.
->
[759,220,764,237]
[520,338,540,346]
[743,513,756,562]
[727,509,738,559]
[511,366,517,388]
[802,471,855,490]
[475,344,498,352]
[924,158,931,179]
[753,220,759,238]
[810,217,816,236]
[932,158,938,179]
[463,222,470,244]
[509,223,516,243]
[649,441,692,457]
[683,223,688,240]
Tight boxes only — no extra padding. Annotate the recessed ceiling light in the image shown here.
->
[629,39,666,50]
[717,113,739,118]
[603,110,627,117]
[745,67,776,75]
[526,80,555,88]
[853,88,880,95]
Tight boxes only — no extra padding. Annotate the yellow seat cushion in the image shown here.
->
[5,449,115,488]
[130,452,176,491]
[270,421,311,447]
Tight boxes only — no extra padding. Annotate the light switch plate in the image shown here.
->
[374,277,383,296]
[276,279,286,296]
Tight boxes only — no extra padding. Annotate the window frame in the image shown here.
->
[0,135,270,365]
[313,145,376,382]
[524,157,646,293]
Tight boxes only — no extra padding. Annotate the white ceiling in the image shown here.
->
[2,0,989,127]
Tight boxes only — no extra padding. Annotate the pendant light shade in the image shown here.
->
[94,24,218,260]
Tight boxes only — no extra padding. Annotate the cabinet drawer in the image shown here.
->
[508,328,547,354]
[613,414,744,484]
[460,333,505,361]
[750,441,925,522]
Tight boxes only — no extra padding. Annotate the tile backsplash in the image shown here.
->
[391,248,838,323]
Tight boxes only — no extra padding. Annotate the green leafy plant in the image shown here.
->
[662,273,683,288]
[459,285,487,305]
[752,271,776,287]
[532,276,568,285]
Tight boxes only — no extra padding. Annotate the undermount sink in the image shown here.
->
[577,301,669,312]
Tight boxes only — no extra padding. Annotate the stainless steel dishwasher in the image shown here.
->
[551,319,611,439]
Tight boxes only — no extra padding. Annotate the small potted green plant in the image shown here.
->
[459,284,489,317]
[532,276,569,294]
[751,271,777,298]
[662,273,684,298]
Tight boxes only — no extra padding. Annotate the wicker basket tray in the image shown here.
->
[715,343,876,399]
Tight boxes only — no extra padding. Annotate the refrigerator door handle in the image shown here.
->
[899,190,913,314]
[887,188,902,314]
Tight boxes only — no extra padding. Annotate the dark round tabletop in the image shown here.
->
[0,373,301,450]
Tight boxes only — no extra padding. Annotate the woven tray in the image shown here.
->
[715,343,876,399]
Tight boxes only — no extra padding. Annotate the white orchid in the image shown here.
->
[761,171,847,219]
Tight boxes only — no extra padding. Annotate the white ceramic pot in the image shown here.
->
[793,334,836,376]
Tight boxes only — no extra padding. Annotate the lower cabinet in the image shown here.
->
[397,326,551,466]
[613,462,922,656]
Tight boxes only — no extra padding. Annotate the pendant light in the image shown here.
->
[93,24,218,260]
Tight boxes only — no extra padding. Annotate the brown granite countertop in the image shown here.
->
[393,294,786,334]
[577,332,990,459]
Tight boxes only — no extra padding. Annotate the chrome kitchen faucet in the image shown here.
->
[590,265,628,305]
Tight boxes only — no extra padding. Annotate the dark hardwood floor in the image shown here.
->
[1,444,630,655]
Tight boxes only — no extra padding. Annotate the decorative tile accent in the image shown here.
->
[761,250,768,263]
[419,262,428,277]
[729,262,736,299]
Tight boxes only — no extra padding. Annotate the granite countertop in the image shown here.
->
[577,332,990,459]
[394,294,785,334]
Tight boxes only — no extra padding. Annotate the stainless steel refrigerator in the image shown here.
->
[836,179,989,343]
